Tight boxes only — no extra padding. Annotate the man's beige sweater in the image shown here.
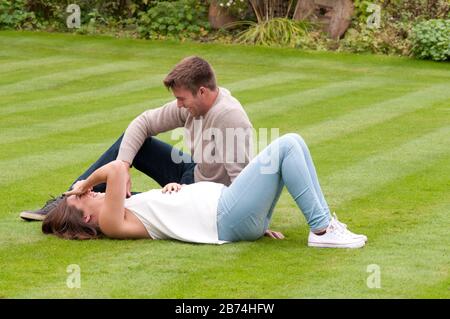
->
[117,88,253,186]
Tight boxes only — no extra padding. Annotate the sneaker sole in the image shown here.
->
[352,235,368,243]
[308,240,366,249]
[19,212,46,221]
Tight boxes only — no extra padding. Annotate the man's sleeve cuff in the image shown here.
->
[116,148,136,165]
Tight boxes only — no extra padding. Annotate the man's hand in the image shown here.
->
[64,180,92,197]
[264,229,285,240]
[162,183,183,194]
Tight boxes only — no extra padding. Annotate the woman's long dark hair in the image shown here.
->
[42,197,103,240]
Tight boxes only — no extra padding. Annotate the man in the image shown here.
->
[20,56,254,222]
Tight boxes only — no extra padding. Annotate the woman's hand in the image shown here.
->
[64,180,92,197]
[162,183,184,194]
[264,229,285,240]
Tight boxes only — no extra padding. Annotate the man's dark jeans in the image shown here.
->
[69,134,196,193]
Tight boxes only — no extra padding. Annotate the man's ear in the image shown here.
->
[84,215,91,223]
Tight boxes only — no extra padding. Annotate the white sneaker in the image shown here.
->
[308,216,366,249]
[332,212,368,242]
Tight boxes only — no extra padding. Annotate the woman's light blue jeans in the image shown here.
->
[217,133,331,242]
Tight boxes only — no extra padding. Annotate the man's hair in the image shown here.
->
[42,197,103,240]
[163,56,217,95]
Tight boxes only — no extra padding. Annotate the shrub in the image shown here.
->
[0,0,39,30]
[235,18,312,47]
[25,0,64,26]
[340,21,412,56]
[137,0,210,39]
[410,19,450,61]
[340,0,449,57]
[295,30,336,51]
[25,0,138,30]
[352,0,374,24]
[385,0,449,22]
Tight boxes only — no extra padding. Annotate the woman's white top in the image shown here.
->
[125,182,228,244]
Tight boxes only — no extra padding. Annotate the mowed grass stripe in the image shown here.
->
[0,141,112,187]
[0,239,152,297]
[1,65,289,117]
[0,238,239,298]
[0,62,111,88]
[300,82,450,146]
[246,76,396,118]
[212,48,450,78]
[274,54,450,79]
[0,73,324,128]
[0,60,146,96]
[0,33,432,84]
[0,88,167,133]
[0,98,167,145]
[0,73,167,116]
[0,32,181,60]
[0,58,120,87]
[252,82,428,133]
[2,33,359,71]
[0,56,82,74]
[322,125,450,207]
[224,72,318,93]
[2,68,315,117]
[309,102,450,181]
[2,31,450,79]
[317,144,450,242]
[0,74,359,146]
[0,69,321,126]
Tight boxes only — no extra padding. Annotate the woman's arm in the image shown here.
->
[65,161,128,237]
[64,161,120,196]
[98,161,128,238]
[65,161,146,239]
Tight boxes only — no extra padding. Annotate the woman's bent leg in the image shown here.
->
[217,134,331,241]
[279,134,331,231]
[288,134,330,216]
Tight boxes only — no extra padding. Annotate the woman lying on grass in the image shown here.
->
[42,134,367,248]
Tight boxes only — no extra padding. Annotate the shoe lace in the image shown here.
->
[326,218,348,239]
[332,212,362,238]
[333,212,347,229]
[330,213,362,239]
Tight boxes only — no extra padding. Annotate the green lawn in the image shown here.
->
[0,30,449,298]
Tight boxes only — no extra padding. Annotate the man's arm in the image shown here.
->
[117,100,187,164]
[219,110,254,183]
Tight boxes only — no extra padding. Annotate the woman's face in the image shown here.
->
[66,191,105,225]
